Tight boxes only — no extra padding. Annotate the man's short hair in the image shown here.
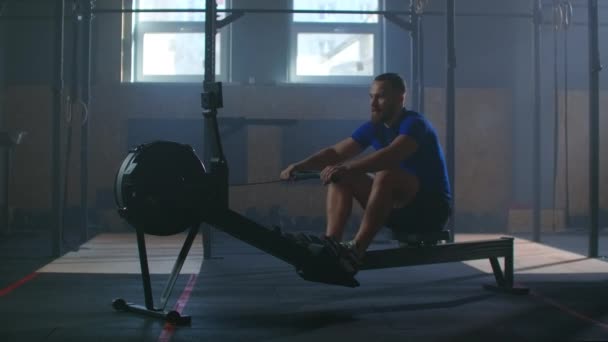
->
[374,73,407,94]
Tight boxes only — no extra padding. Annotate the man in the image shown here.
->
[280,73,452,270]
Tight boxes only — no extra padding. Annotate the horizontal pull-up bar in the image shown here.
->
[4,15,608,27]
[92,8,537,19]
[424,10,533,18]
[91,8,538,20]
[93,8,414,16]
[4,7,608,25]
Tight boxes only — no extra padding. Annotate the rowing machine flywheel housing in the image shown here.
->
[114,141,215,236]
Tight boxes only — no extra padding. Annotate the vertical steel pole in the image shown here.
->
[419,15,425,112]
[52,0,66,257]
[410,0,420,111]
[135,226,154,310]
[588,0,601,257]
[202,0,219,260]
[80,0,93,243]
[446,0,456,238]
[68,0,81,244]
[533,0,542,242]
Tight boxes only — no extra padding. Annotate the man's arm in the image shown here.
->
[293,137,363,171]
[346,135,417,173]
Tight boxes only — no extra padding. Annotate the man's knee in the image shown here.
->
[373,169,419,194]
[332,172,367,188]
[328,180,351,193]
[373,169,402,187]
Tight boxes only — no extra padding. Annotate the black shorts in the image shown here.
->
[385,192,452,233]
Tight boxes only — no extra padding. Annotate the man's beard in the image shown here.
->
[371,111,382,123]
[371,109,391,124]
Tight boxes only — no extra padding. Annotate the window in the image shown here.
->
[291,0,381,83]
[131,0,229,82]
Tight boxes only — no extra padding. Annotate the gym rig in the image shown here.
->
[111,0,528,326]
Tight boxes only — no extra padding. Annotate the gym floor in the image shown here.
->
[1,231,608,342]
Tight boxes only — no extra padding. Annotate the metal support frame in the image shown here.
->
[94,8,414,16]
[201,0,230,260]
[485,253,518,293]
[410,1,421,111]
[64,2,599,254]
[80,0,94,243]
[86,8,535,19]
[364,237,526,295]
[419,18,425,113]
[364,237,510,270]
[70,1,82,106]
[384,14,414,31]
[446,0,456,242]
[52,0,65,257]
[587,0,601,258]
[217,11,243,29]
[68,0,82,244]
[201,0,214,260]
[563,0,572,234]
[533,0,542,243]
[550,0,560,236]
[50,0,93,256]
[206,209,527,294]
[112,224,200,325]
[5,13,608,27]
[207,210,311,266]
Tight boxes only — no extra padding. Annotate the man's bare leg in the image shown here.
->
[353,169,419,253]
[325,174,373,240]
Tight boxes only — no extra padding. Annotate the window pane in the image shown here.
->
[136,0,226,22]
[293,0,378,23]
[296,33,374,76]
[142,33,220,75]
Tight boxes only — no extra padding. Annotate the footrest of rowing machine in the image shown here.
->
[296,266,360,288]
[287,233,360,288]
[392,229,452,247]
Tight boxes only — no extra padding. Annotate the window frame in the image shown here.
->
[129,1,231,83]
[289,1,383,84]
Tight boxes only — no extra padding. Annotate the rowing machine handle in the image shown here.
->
[292,171,321,181]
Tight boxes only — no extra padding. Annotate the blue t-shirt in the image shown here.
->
[351,109,452,201]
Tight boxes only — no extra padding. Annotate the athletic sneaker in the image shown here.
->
[340,240,365,267]
[294,236,363,287]
[319,237,362,274]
